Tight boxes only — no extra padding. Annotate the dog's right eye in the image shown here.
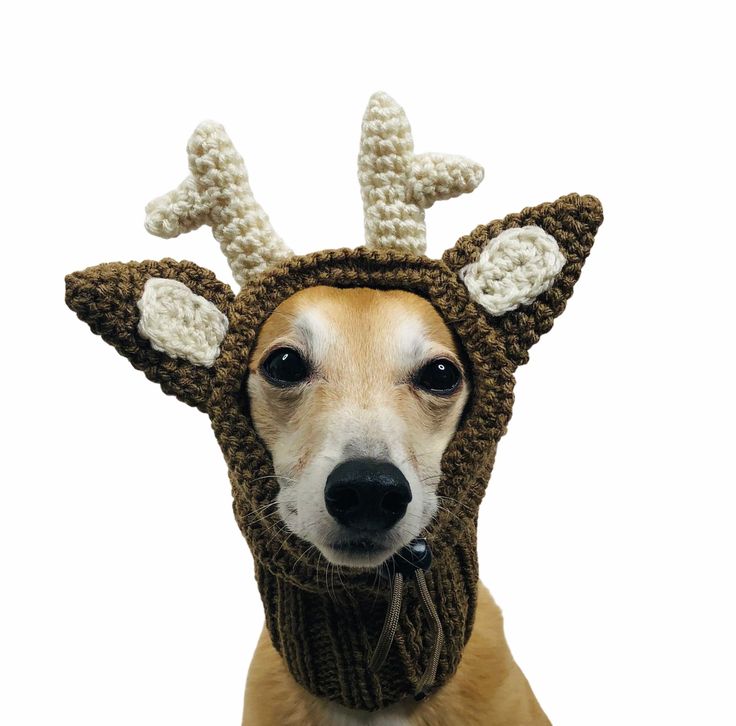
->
[261,347,310,386]
[415,358,462,395]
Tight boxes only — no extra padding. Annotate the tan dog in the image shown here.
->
[66,94,602,725]
[244,286,550,725]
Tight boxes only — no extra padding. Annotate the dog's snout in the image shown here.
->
[324,459,412,531]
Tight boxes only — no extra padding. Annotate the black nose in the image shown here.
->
[324,459,412,531]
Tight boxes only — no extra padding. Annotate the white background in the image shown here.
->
[1,2,734,724]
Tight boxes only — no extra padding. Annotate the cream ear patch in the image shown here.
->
[137,278,228,367]
[458,226,566,316]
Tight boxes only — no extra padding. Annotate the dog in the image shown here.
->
[65,92,602,725]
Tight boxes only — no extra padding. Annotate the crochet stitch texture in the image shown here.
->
[65,89,603,713]
[66,193,603,710]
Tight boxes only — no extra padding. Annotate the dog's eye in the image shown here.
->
[415,358,462,395]
[261,347,310,386]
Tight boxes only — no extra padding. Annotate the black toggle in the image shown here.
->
[392,537,432,578]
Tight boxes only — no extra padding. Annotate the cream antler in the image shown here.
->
[358,92,484,255]
[145,121,292,286]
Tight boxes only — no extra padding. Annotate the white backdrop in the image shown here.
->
[2,2,734,724]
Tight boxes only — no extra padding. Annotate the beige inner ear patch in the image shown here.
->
[458,225,566,316]
[136,277,229,367]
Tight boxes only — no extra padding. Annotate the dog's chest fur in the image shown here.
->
[324,701,412,725]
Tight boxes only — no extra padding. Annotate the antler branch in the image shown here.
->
[145,121,292,286]
[358,93,484,255]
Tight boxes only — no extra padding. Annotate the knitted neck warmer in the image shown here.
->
[213,249,509,710]
[64,93,603,712]
[210,194,602,709]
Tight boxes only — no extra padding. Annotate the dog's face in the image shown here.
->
[247,286,469,568]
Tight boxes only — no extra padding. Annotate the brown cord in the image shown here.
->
[414,569,445,699]
[369,572,404,671]
[369,567,445,700]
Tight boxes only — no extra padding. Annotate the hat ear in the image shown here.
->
[65,259,234,411]
[444,193,603,366]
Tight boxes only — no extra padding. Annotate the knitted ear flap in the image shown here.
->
[443,193,604,366]
[65,259,234,411]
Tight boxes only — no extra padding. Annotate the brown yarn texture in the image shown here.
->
[65,193,603,711]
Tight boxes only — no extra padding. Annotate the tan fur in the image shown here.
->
[243,286,550,724]
[243,585,550,725]
[248,285,464,450]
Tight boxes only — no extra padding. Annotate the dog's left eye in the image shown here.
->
[261,347,310,386]
[415,358,462,395]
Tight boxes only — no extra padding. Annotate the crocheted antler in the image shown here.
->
[358,92,484,255]
[145,121,292,287]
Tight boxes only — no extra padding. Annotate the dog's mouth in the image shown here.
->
[330,537,384,553]
[323,535,397,567]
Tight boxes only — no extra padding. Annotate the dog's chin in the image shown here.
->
[318,537,398,569]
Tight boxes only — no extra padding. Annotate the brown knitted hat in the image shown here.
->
[65,93,603,711]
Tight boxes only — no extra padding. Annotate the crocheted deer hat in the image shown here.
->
[66,92,603,711]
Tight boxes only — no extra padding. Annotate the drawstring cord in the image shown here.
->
[414,569,445,699]
[369,538,444,700]
[369,572,404,672]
